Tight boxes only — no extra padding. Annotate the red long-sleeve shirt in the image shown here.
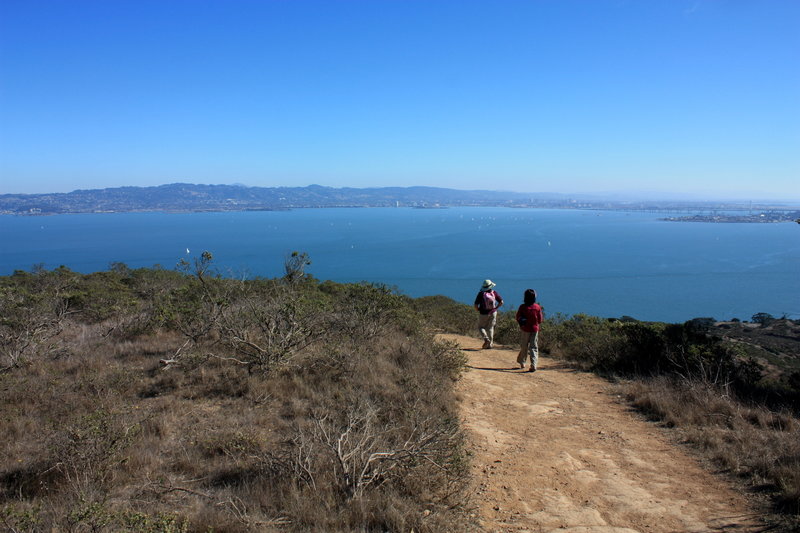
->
[516,303,543,332]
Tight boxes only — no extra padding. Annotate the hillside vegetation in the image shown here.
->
[3,259,799,531]
[1,257,471,532]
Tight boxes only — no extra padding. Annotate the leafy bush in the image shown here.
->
[541,314,763,390]
[414,295,475,336]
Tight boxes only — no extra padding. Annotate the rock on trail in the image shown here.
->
[444,334,762,533]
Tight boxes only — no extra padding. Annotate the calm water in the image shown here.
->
[1,208,798,323]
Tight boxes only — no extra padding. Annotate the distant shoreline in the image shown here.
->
[661,212,800,223]
[5,205,800,224]
[2,183,799,219]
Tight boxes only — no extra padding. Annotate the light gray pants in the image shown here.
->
[478,313,497,344]
[517,330,539,369]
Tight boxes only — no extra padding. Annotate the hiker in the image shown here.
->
[474,279,503,349]
[516,288,544,372]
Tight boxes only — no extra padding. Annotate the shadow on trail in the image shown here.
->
[543,362,585,372]
[466,365,529,373]
[707,514,776,532]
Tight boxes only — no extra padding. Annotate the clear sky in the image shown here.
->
[1,0,798,200]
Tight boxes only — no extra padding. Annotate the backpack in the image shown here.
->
[481,290,497,313]
[517,313,528,326]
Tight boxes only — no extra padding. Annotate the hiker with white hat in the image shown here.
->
[474,279,504,349]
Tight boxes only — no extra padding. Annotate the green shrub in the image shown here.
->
[414,295,475,336]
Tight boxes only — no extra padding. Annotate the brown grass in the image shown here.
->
[0,273,474,532]
[622,377,800,522]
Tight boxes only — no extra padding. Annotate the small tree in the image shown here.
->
[751,312,775,326]
[284,251,311,284]
[685,317,715,333]
[177,250,215,284]
[0,267,77,370]
[159,251,227,361]
[217,285,316,372]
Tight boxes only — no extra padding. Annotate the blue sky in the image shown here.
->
[1,0,798,200]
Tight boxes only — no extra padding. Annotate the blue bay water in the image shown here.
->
[1,207,798,323]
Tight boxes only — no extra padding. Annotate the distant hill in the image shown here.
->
[0,183,572,215]
[1,183,797,216]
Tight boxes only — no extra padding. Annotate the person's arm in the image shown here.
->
[495,291,503,308]
[535,306,544,325]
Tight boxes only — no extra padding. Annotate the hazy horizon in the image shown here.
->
[1,1,798,199]
[3,181,800,206]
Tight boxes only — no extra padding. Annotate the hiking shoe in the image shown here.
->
[519,363,524,369]
[528,367,536,373]
[481,340,490,349]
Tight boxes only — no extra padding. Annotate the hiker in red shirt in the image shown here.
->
[474,279,503,349]
[516,288,544,372]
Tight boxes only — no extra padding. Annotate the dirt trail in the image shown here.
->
[444,334,763,533]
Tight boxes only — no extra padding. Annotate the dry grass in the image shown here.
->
[622,377,800,524]
[0,271,475,532]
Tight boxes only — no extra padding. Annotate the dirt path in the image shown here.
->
[444,334,763,533]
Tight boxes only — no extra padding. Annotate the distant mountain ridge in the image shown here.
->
[0,183,568,215]
[1,183,795,216]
